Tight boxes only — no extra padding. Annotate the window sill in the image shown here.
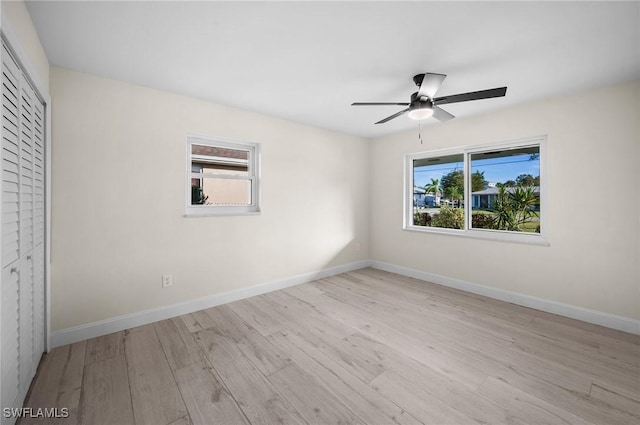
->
[185,207,261,217]
[404,225,549,246]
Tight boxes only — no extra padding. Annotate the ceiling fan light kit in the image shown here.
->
[408,103,434,120]
[352,73,507,125]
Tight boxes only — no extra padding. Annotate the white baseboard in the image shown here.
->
[50,260,373,348]
[50,258,639,348]
[370,260,640,336]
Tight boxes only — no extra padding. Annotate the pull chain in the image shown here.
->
[418,120,423,144]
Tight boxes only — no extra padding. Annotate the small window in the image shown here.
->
[186,136,260,216]
[406,136,546,245]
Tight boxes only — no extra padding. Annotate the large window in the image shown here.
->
[406,136,546,244]
[186,136,260,216]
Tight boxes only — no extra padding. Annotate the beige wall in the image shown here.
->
[1,0,49,93]
[50,68,639,331]
[370,80,640,320]
[50,67,370,331]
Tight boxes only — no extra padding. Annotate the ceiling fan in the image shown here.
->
[352,73,507,124]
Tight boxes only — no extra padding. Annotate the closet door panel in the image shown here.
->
[1,263,20,410]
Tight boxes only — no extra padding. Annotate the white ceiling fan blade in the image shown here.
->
[432,106,455,122]
[417,73,447,99]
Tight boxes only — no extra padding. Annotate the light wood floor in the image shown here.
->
[22,268,640,425]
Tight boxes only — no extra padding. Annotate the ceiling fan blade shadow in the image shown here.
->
[375,108,410,124]
[351,102,410,106]
[435,87,507,105]
[418,73,447,99]
[433,106,455,122]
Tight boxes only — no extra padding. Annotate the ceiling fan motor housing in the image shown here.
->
[413,73,426,87]
[410,92,433,110]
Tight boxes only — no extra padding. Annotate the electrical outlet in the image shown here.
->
[162,274,173,288]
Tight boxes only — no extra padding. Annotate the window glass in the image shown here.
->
[412,153,464,229]
[470,146,540,233]
[200,178,251,206]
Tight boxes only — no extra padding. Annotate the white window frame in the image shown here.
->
[404,135,548,246]
[186,135,261,216]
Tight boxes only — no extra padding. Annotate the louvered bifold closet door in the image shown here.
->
[2,39,46,420]
[1,41,22,413]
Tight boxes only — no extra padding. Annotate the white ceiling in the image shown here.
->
[26,1,640,138]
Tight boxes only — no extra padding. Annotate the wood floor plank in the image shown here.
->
[174,360,249,425]
[316,277,517,349]
[185,310,220,331]
[22,341,87,425]
[226,296,286,337]
[350,268,537,325]
[154,317,202,371]
[589,382,640,420]
[84,332,124,365]
[167,416,193,425]
[512,335,640,395]
[508,320,640,377]
[263,290,355,340]
[370,371,479,425]
[530,308,640,345]
[180,313,204,333]
[339,331,527,425]
[201,305,292,376]
[124,325,188,425]
[78,355,134,425]
[267,329,424,425]
[320,273,531,340]
[530,316,640,368]
[231,294,294,332]
[268,363,364,425]
[264,291,387,383]
[195,328,306,425]
[499,375,640,425]
[477,376,597,425]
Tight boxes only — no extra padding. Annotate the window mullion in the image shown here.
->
[200,173,251,181]
[464,151,470,231]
